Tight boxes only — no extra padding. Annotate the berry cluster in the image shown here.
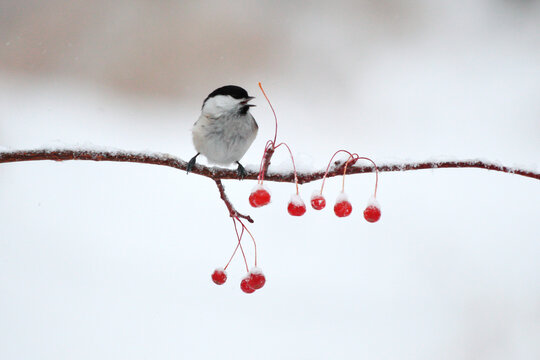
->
[249,146,382,222]
[240,268,266,293]
[248,84,383,222]
[212,83,383,296]
[308,151,382,222]
[213,267,266,294]
[211,217,266,294]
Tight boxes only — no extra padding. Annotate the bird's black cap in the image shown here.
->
[204,85,250,104]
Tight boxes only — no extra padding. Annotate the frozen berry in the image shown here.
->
[247,268,266,290]
[211,268,227,285]
[364,205,381,223]
[249,185,271,208]
[288,194,306,216]
[334,192,352,217]
[310,193,326,210]
[334,201,352,217]
[240,277,255,294]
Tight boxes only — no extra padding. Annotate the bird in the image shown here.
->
[187,85,258,178]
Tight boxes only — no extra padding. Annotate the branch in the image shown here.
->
[214,179,254,223]
[2,148,537,224]
[262,144,275,178]
[1,149,538,182]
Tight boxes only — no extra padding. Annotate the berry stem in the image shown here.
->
[224,225,245,271]
[341,154,359,192]
[236,217,258,267]
[258,82,278,146]
[275,142,300,194]
[256,82,279,185]
[320,150,356,194]
[356,157,379,197]
[231,218,250,272]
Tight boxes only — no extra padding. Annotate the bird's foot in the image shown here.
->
[187,153,200,174]
[236,162,247,180]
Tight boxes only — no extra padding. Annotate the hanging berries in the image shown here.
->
[211,217,267,294]
[208,83,385,297]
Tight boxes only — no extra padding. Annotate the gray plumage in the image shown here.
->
[189,86,258,176]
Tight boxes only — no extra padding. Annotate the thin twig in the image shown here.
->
[214,179,254,223]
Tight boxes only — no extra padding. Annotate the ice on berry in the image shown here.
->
[336,192,349,203]
[366,196,380,209]
[250,266,264,275]
[289,193,305,206]
[251,184,271,195]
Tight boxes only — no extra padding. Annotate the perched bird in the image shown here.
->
[188,85,258,178]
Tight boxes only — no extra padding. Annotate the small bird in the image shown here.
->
[187,85,258,178]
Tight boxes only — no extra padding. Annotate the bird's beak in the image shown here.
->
[241,96,256,106]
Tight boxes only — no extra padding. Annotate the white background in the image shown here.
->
[1,1,539,359]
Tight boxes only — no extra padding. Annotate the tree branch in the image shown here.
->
[2,148,537,223]
[214,179,254,223]
[262,144,275,178]
[1,149,538,182]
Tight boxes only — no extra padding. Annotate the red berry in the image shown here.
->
[240,277,255,294]
[334,200,352,217]
[364,205,381,223]
[247,268,266,290]
[334,193,352,217]
[287,198,306,216]
[249,185,271,208]
[211,268,227,285]
[310,193,326,210]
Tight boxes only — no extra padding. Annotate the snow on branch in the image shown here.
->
[1,148,537,224]
[0,148,539,182]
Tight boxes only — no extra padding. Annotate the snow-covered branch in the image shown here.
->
[1,148,538,182]
[1,148,538,224]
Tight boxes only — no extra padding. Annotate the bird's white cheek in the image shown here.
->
[202,95,240,118]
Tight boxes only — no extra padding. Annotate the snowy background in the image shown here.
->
[1,1,539,359]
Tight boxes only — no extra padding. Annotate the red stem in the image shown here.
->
[258,82,279,146]
[231,218,249,273]
[356,157,379,198]
[275,142,300,194]
[236,218,258,268]
[341,154,359,192]
[224,225,245,271]
[320,150,356,194]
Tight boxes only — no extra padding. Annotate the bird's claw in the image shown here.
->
[187,153,199,174]
[236,162,247,180]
